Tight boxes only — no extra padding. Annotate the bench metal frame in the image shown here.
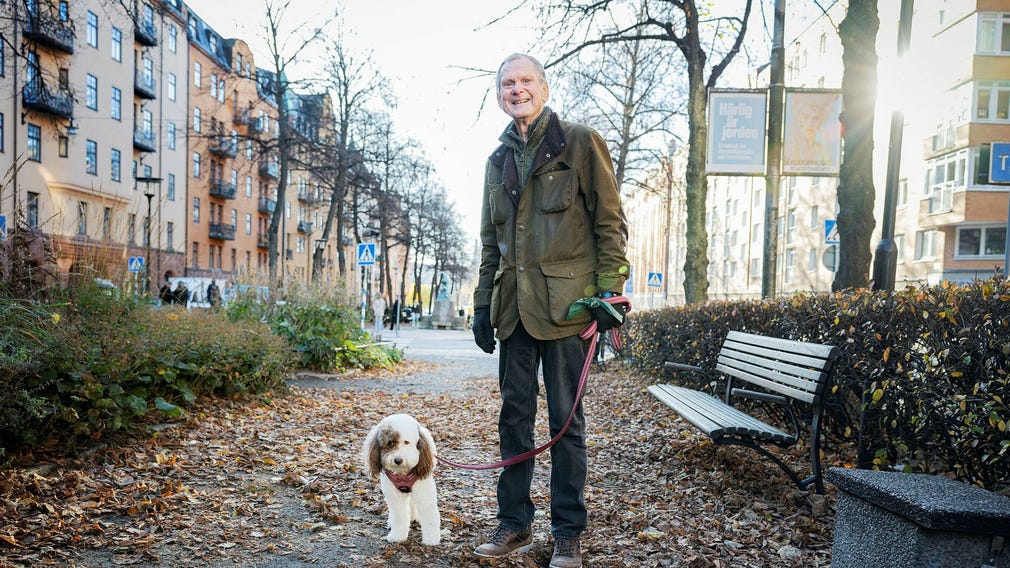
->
[648,330,839,494]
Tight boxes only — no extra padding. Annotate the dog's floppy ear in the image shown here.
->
[362,423,384,480]
[413,424,436,479]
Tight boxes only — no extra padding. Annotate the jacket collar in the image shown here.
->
[490,109,567,205]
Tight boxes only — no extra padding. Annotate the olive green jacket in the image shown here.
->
[474,110,630,341]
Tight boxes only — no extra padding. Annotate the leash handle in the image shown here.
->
[435,295,630,471]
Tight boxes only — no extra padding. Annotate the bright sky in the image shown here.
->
[183,0,540,240]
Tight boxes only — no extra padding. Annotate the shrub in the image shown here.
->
[625,279,1010,492]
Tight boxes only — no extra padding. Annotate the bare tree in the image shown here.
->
[533,0,754,304]
[834,0,879,291]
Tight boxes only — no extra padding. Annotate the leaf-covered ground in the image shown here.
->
[1,361,840,567]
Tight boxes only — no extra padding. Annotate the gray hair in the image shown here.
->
[496,53,548,94]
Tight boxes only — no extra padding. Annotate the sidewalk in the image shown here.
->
[371,324,498,378]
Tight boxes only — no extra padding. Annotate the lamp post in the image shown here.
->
[137,176,162,294]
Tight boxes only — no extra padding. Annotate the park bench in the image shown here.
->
[647,330,839,494]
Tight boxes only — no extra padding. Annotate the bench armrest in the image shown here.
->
[664,361,703,373]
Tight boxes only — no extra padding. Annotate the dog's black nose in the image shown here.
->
[394,458,403,465]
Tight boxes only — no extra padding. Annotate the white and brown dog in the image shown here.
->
[362,413,441,545]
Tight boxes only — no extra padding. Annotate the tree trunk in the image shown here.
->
[683,56,710,304]
[834,0,880,291]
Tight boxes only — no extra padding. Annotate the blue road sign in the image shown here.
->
[357,243,376,266]
[824,219,840,245]
[128,256,145,273]
[990,142,1010,183]
[647,272,663,287]
[0,215,6,241]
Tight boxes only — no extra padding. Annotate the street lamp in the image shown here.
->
[137,176,162,294]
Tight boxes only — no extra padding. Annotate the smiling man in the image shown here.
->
[471,53,630,568]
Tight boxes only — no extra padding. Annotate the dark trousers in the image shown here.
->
[496,321,588,539]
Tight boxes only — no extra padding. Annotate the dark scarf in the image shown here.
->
[490,108,568,207]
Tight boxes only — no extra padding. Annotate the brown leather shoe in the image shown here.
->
[473,526,533,558]
[550,536,582,568]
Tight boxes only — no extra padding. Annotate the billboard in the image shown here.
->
[782,90,842,175]
[706,90,767,175]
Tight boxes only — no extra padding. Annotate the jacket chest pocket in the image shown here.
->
[536,168,575,213]
[488,184,512,224]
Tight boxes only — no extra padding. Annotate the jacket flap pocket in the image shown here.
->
[541,258,595,279]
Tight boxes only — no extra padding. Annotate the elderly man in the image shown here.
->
[471,52,629,568]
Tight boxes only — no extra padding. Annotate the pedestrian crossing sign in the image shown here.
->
[647,272,663,287]
[128,256,145,273]
[824,219,840,245]
[357,243,376,266]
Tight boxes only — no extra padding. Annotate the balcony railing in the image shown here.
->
[256,233,269,248]
[134,19,158,46]
[259,161,279,179]
[208,136,237,158]
[22,80,74,119]
[233,110,251,125]
[22,13,75,54]
[258,197,277,215]
[209,180,237,199]
[133,129,157,152]
[297,221,313,233]
[209,223,236,240]
[134,70,157,99]
[297,189,319,204]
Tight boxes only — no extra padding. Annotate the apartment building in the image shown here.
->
[624,0,1010,306]
[1,0,343,291]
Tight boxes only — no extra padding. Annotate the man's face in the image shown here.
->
[497,58,549,124]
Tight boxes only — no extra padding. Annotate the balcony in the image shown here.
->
[208,136,237,158]
[257,233,269,248]
[233,109,251,125]
[133,129,157,152]
[248,118,264,134]
[22,80,74,119]
[297,189,318,205]
[258,197,276,215]
[259,161,279,179]
[209,180,237,199]
[209,223,236,241]
[134,70,157,99]
[297,221,313,233]
[22,13,75,54]
[134,19,158,46]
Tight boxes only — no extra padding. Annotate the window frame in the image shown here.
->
[85,140,98,175]
[955,225,1007,258]
[86,11,98,48]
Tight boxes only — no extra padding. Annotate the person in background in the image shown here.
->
[207,280,222,309]
[470,53,630,568]
[372,294,387,334]
[174,280,190,307]
[388,297,400,330]
[159,271,175,305]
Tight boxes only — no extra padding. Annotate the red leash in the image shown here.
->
[436,296,630,471]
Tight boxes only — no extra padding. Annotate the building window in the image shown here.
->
[978,13,1010,54]
[192,197,200,222]
[894,234,905,264]
[246,176,252,197]
[111,27,122,61]
[194,61,202,87]
[168,73,176,101]
[210,73,217,99]
[167,173,176,201]
[111,148,121,181]
[102,207,112,240]
[111,86,121,120]
[975,81,1010,121]
[192,242,199,270]
[915,229,938,260]
[808,248,817,271]
[87,11,98,48]
[27,192,39,228]
[218,78,225,102]
[168,24,177,53]
[193,107,201,132]
[168,122,176,150]
[58,135,68,157]
[129,214,136,243]
[86,74,98,110]
[193,153,201,178]
[77,201,88,236]
[86,140,97,175]
[26,124,40,161]
[809,205,819,229]
[208,246,216,270]
[786,208,797,244]
[246,140,253,159]
[167,222,174,251]
[956,225,1007,258]
[924,150,967,213]
[142,109,153,137]
[897,178,908,207]
[245,213,252,235]
[784,248,796,284]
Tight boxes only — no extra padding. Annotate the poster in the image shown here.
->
[706,90,767,175]
[782,90,842,175]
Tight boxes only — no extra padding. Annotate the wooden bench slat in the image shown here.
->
[647,384,792,444]
[725,331,836,359]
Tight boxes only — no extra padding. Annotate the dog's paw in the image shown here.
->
[421,536,441,546]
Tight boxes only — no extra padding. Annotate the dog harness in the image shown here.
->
[383,470,418,493]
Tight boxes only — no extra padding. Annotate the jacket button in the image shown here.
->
[511,190,517,195]
[496,151,501,156]
[545,153,551,158]
[548,175,554,181]
[569,271,575,277]
[517,224,525,231]
[518,266,525,272]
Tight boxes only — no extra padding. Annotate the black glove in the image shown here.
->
[591,296,626,333]
[472,306,495,354]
